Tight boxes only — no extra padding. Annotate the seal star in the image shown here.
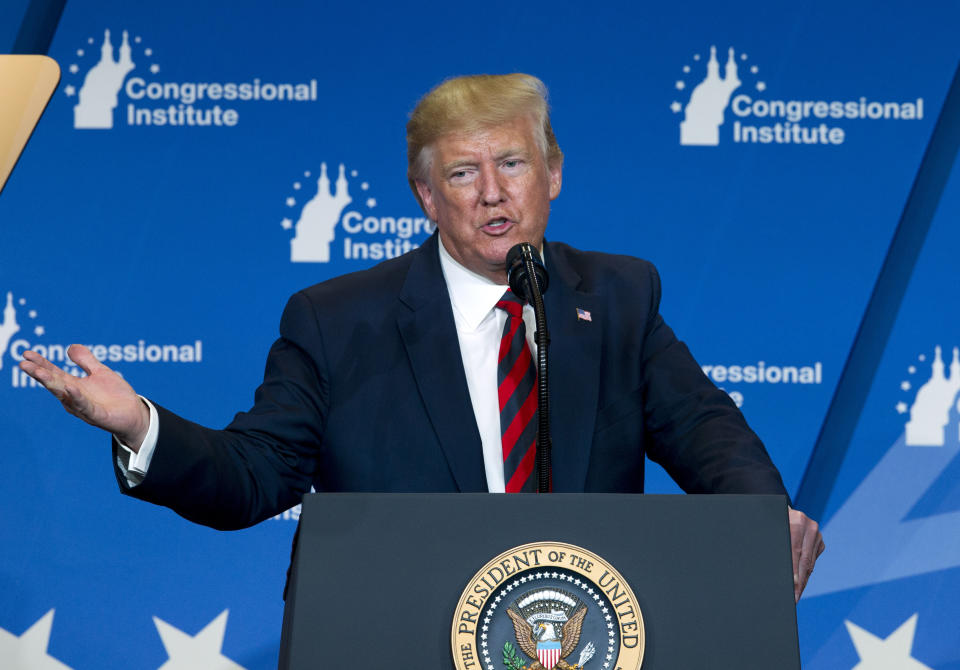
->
[152,610,246,670]
[844,614,932,670]
[0,610,73,669]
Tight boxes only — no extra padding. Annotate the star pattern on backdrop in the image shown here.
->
[153,609,246,670]
[844,613,932,670]
[0,610,73,670]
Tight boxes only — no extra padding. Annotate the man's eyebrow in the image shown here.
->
[439,148,532,174]
[440,158,476,173]
[494,147,531,161]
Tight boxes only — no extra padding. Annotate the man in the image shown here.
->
[20,73,823,599]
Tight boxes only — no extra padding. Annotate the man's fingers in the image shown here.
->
[796,521,820,595]
[20,350,66,379]
[67,344,103,376]
[787,507,824,602]
[789,515,803,577]
[19,353,68,397]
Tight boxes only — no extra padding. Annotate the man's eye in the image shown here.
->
[503,160,520,168]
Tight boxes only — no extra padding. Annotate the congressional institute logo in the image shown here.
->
[671,44,924,146]
[452,542,644,670]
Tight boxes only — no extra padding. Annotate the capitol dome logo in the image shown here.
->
[66,29,153,129]
[673,45,760,146]
[64,27,317,130]
[671,43,923,147]
[897,345,960,447]
[279,163,435,263]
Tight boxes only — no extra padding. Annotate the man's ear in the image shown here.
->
[548,161,562,201]
[415,180,438,221]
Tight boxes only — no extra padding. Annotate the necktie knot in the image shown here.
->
[496,290,525,319]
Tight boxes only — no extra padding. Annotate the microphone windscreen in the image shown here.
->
[506,243,549,303]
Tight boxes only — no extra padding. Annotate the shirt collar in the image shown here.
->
[437,236,509,331]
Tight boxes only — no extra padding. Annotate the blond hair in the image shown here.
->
[406,73,563,211]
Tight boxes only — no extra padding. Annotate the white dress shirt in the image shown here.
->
[117,237,538,493]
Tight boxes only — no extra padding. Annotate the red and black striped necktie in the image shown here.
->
[496,290,537,492]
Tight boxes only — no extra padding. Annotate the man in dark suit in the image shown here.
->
[19,73,823,598]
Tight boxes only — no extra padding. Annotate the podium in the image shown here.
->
[280,493,799,669]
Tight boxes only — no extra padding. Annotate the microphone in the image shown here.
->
[506,243,549,303]
[505,242,552,494]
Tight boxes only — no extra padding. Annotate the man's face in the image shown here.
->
[416,116,562,284]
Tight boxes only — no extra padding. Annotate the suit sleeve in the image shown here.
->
[638,264,789,497]
[113,291,327,530]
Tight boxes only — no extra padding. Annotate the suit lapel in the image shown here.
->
[397,234,487,492]
[543,243,602,492]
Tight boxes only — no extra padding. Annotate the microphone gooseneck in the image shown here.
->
[506,242,551,493]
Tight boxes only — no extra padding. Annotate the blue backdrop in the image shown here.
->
[1,1,958,667]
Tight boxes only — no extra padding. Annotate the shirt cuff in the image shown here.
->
[114,397,159,487]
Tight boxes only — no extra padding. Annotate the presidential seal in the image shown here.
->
[452,542,644,670]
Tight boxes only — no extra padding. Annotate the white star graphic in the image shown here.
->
[293,181,301,190]
[845,614,932,669]
[153,610,245,670]
[76,49,84,57]
[751,65,759,74]
[145,48,153,56]
[366,197,377,208]
[34,325,45,336]
[756,81,767,92]
[286,197,296,207]
[68,64,78,74]
[896,402,908,414]
[675,80,685,90]
[150,64,160,74]
[361,181,369,190]
[682,65,690,73]
[0,610,73,669]
[901,381,911,391]
[28,310,37,318]
[908,365,916,374]
[64,85,76,96]
[670,101,682,113]
[280,218,293,230]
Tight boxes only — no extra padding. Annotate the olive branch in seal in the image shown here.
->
[503,641,527,670]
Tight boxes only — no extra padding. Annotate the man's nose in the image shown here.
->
[478,165,506,205]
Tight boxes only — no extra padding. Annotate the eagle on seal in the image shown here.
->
[506,604,589,670]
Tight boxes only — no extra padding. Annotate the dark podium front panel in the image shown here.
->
[280,493,799,669]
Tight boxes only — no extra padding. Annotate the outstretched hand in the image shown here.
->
[19,344,150,449]
[789,507,825,602]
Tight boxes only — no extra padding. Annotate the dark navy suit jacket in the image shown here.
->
[118,233,787,529]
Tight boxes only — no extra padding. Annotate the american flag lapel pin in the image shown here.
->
[576,308,592,322]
